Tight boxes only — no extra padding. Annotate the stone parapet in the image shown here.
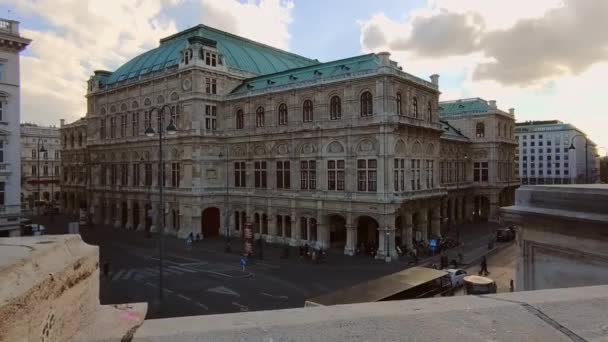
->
[0,235,146,342]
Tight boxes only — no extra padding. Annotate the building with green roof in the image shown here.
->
[64,24,516,259]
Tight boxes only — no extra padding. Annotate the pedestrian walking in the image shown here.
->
[186,235,193,252]
[240,255,248,272]
[479,256,489,276]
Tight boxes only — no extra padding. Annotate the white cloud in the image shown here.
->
[12,0,178,125]
[200,0,294,50]
[358,0,608,148]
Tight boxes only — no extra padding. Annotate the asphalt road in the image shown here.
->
[31,214,502,319]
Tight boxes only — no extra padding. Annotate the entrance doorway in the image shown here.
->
[356,216,379,251]
[202,207,221,238]
[328,215,347,249]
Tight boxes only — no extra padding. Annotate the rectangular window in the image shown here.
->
[43,165,48,176]
[121,163,128,185]
[110,117,116,138]
[410,159,421,190]
[474,162,489,182]
[254,161,267,188]
[100,119,106,139]
[0,182,4,206]
[328,160,345,191]
[426,160,434,188]
[132,164,140,186]
[54,165,59,176]
[205,78,211,93]
[132,113,139,136]
[212,79,217,94]
[300,160,316,190]
[111,164,117,186]
[100,165,106,186]
[205,105,217,131]
[357,159,377,192]
[144,111,151,130]
[171,162,180,187]
[144,163,152,186]
[276,161,291,189]
[234,162,246,187]
[120,114,127,137]
[394,158,405,191]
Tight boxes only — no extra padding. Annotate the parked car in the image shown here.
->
[445,268,468,288]
[496,227,516,242]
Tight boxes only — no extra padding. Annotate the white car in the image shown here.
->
[446,268,467,288]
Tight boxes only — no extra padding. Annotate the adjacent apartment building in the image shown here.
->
[0,19,30,236]
[20,123,61,210]
[515,120,600,185]
[60,25,516,257]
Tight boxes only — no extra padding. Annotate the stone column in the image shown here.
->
[164,205,174,234]
[265,206,275,243]
[125,200,133,230]
[466,196,474,222]
[489,193,500,222]
[103,200,111,226]
[137,201,146,231]
[344,223,356,256]
[149,202,159,233]
[113,202,122,228]
[419,209,428,242]
[404,213,413,250]
[317,212,329,250]
[289,213,298,246]
[431,206,441,238]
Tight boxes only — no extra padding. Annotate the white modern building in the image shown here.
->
[20,123,61,210]
[0,19,30,236]
[515,120,599,185]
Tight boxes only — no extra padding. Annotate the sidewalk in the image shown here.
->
[465,242,517,292]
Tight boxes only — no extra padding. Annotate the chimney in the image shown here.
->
[377,51,391,66]
[509,108,515,116]
[60,119,65,127]
[489,100,497,108]
[430,74,439,86]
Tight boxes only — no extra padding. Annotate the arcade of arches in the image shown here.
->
[59,189,502,259]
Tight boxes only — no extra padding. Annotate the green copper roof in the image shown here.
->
[106,25,318,84]
[230,54,381,95]
[439,98,490,117]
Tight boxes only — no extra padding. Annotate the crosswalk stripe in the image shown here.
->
[169,265,197,273]
[162,267,182,275]
[138,268,158,276]
[111,269,125,281]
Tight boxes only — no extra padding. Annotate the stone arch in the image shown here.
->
[411,140,423,155]
[231,145,246,157]
[131,101,139,109]
[157,95,165,104]
[394,139,406,155]
[356,138,376,154]
[132,151,139,161]
[144,98,152,107]
[355,215,380,250]
[299,142,317,155]
[100,107,107,115]
[326,141,345,154]
[426,143,435,155]
[273,142,290,156]
[170,92,179,101]
[110,105,116,113]
[120,103,128,112]
[253,144,266,156]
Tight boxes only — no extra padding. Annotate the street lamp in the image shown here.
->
[568,134,588,183]
[144,104,177,306]
[37,138,47,215]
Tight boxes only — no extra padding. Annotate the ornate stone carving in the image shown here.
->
[426,143,435,155]
[274,143,289,155]
[395,140,406,154]
[411,141,422,155]
[327,141,344,154]
[358,139,374,153]
[181,78,192,91]
[231,146,246,157]
[300,143,317,155]
[254,145,266,156]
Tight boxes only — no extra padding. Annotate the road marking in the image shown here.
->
[260,292,288,300]
[163,288,174,294]
[195,302,209,310]
[161,267,182,275]
[138,268,158,276]
[207,286,240,297]
[176,294,191,301]
[145,282,156,288]
[169,265,197,273]
[123,269,135,280]
[111,269,126,281]
[232,302,249,312]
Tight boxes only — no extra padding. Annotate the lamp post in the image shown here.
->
[568,134,588,183]
[37,138,47,215]
[144,104,177,306]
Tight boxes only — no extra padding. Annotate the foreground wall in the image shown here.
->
[0,235,146,342]
[501,184,608,291]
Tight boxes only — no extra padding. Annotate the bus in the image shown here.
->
[304,267,453,307]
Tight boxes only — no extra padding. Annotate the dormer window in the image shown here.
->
[183,48,193,65]
[205,51,217,67]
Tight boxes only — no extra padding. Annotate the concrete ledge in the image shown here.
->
[0,235,146,342]
[133,285,608,341]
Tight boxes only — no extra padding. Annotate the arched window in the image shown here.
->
[256,107,265,127]
[131,101,139,109]
[157,95,164,104]
[427,101,432,122]
[170,92,179,101]
[278,103,288,125]
[236,110,244,129]
[144,98,151,107]
[110,105,116,114]
[412,97,418,118]
[476,122,485,138]
[303,100,313,122]
[330,96,341,120]
[100,107,106,115]
[360,91,373,117]
[396,93,402,115]
[120,103,127,112]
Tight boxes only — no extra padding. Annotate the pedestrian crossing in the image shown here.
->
[107,263,207,282]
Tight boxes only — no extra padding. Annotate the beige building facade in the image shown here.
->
[60,25,517,257]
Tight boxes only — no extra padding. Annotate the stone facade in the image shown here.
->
[0,19,30,236]
[60,25,516,257]
[20,123,61,209]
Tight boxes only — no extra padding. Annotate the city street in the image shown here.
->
[33,214,505,319]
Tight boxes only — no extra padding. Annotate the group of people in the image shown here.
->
[299,244,326,263]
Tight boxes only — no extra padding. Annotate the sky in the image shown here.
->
[3,0,608,151]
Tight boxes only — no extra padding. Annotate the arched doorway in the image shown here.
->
[329,214,347,249]
[473,195,490,222]
[202,207,220,238]
[356,216,379,250]
[133,203,140,228]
